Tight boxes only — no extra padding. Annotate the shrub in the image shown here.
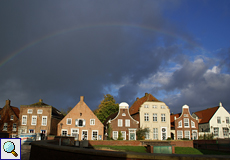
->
[117,131,123,140]
[136,128,149,140]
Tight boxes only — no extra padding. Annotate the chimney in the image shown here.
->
[145,93,148,96]
[80,96,84,102]
[6,99,11,106]
[39,99,43,103]
[136,97,139,101]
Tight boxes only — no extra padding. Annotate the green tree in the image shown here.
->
[94,94,119,123]
[117,131,123,140]
[136,128,149,140]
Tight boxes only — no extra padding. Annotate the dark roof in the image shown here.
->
[103,112,118,126]
[129,93,161,115]
[193,106,219,124]
[52,107,65,119]
[170,113,181,128]
[29,102,49,106]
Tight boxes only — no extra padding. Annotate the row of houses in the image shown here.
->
[0,93,229,140]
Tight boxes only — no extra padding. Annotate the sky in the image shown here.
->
[0,0,230,114]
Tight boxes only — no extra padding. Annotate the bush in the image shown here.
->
[167,137,172,140]
[117,131,123,140]
[136,128,149,140]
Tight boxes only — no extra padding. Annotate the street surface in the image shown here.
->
[21,145,31,160]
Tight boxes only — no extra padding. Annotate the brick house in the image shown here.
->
[0,100,20,138]
[192,102,230,139]
[104,102,139,140]
[129,93,171,140]
[18,99,64,140]
[171,105,199,140]
[57,96,104,140]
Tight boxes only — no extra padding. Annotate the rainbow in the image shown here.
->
[0,23,199,68]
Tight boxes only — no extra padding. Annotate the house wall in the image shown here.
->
[50,117,61,135]
[57,96,104,140]
[139,101,170,140]
[209,105,230,139]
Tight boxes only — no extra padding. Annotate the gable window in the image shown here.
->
[125,119,130,127]
[191,121,195,128]
[31,116,37,125]
[177,130,183,140]
[22,115,27,125]
[144,113,149,121]
[27,109,33,114]
[184,114,188,117]
[90,119,95,125]
[161,114,166,122]
[118,119,123,127]
[42,116,47,126]
[144,105,149,108]
[153,113,157,122]
[152,105,157,108]
[184,130,190,139]
[161,105,165,109]
[184,118,189,127]
[10,115,14,120]
[223,128,229,137]
[217,117,221,124]
[178,120,182,128]
[78,119,85,127]
[67,118,72,125]
[226,117,229,124]
[3,123,7,131]
[153,128,158,139]
[113,131,118,140]
[37,109,43,114]
[214,127,219,136]
[122,113,126,116]
[12,123,17,131]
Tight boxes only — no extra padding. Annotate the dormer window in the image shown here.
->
[67,118,72,125]
[27,109,33,114]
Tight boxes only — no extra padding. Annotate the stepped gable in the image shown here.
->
[129,93,161,115]
[193,106,219,124]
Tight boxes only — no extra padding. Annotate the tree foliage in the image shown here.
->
[136,128,149,140]
[94,94,119,123]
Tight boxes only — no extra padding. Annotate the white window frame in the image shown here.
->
[177,130,183,140]
[90,119,95,125]
[61,129,68,136]
[22,115,27,125]
[121,131,126,140]
[82,130,88,140]
[125,119,130,127]
[145,129,150,140]
[31,116,37,125]
[184,114,188,117]
[214,127,219,136]
[223,128,229,137]
[27,109,33,114]
[66,118,72,125]
[118,119,123,127]
[153,113,157,122]
[184,130,190,139]
[37,109,43,114]
[78,119,85,127]
[42,116,47,126]
[122,113,126,116]
[153,128,158,140]
[152,105,157,108]
[113,131,118,140]
[71,128,79,140]
[10,115,14,120]
[161,105,165,109]
[226,117,229,124]
[144,105,149,108]
[144,113,149,121]
[178,120,182,128]
[161,114,166,122]
[217,117,221,124]
[92,130,98,140]
[184,118,189,127]
[12,123,17,131]
[3,123,7,131]
[191,120,195,128]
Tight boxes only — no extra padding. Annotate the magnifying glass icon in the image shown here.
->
[3,141,18,157]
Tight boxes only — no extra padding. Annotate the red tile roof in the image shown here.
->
[170,113,181,128]
[10,106,20,118]
[193,106,219,124]
[129,93,161,115]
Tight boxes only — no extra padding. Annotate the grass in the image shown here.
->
[93,145,147,153]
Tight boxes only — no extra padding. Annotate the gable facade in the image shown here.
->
[57,96,104,140]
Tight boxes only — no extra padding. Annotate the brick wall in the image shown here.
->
[171,140,194,148]
[88,140,142,146]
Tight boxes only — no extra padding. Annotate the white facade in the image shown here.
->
[139,101,170,140]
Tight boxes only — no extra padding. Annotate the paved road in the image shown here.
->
[21,145,31,160]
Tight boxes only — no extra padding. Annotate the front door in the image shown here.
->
[161,127,167,140]
[129,130,136,140]
[192,130,197,140]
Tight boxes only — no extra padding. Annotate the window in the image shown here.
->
[161,114,166,122]
[71,129,79,140]
[12,123,16,131]
[121,131,126,140]
[122,113,126,116]
[29,129,34,133]
[37,109,43,114]
[90,119,95,125]
[78,119,85,127]
[153,128,158,139]
[118,119,123,127]
[22,115,27,125]
[92,130,98,140]
[125,119,130,127]
[145,128,150,139]
[217,117,221,124]
[184,130,190,139]
[67,118,72,125]
[152,105,157,108]
[178,120,182,128]
[191,121,195,127]
[153,113,157,122]
[42,116,47,126]
[223,128,229,137]
[214,127,219,136]
[184,114,188,117]
[10,115,14,120]
[82,130,88,140]
[226,117,229,124]
[144,113,149,121]
[62,130,67,136]
[177,130,183,140]
[27,109,33,114]
[113,131,118,140]
[144,105,149,108]
[161,105,165,109]
[3,123,7,131]
[184,118,189,127]
[31,116,37,125]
